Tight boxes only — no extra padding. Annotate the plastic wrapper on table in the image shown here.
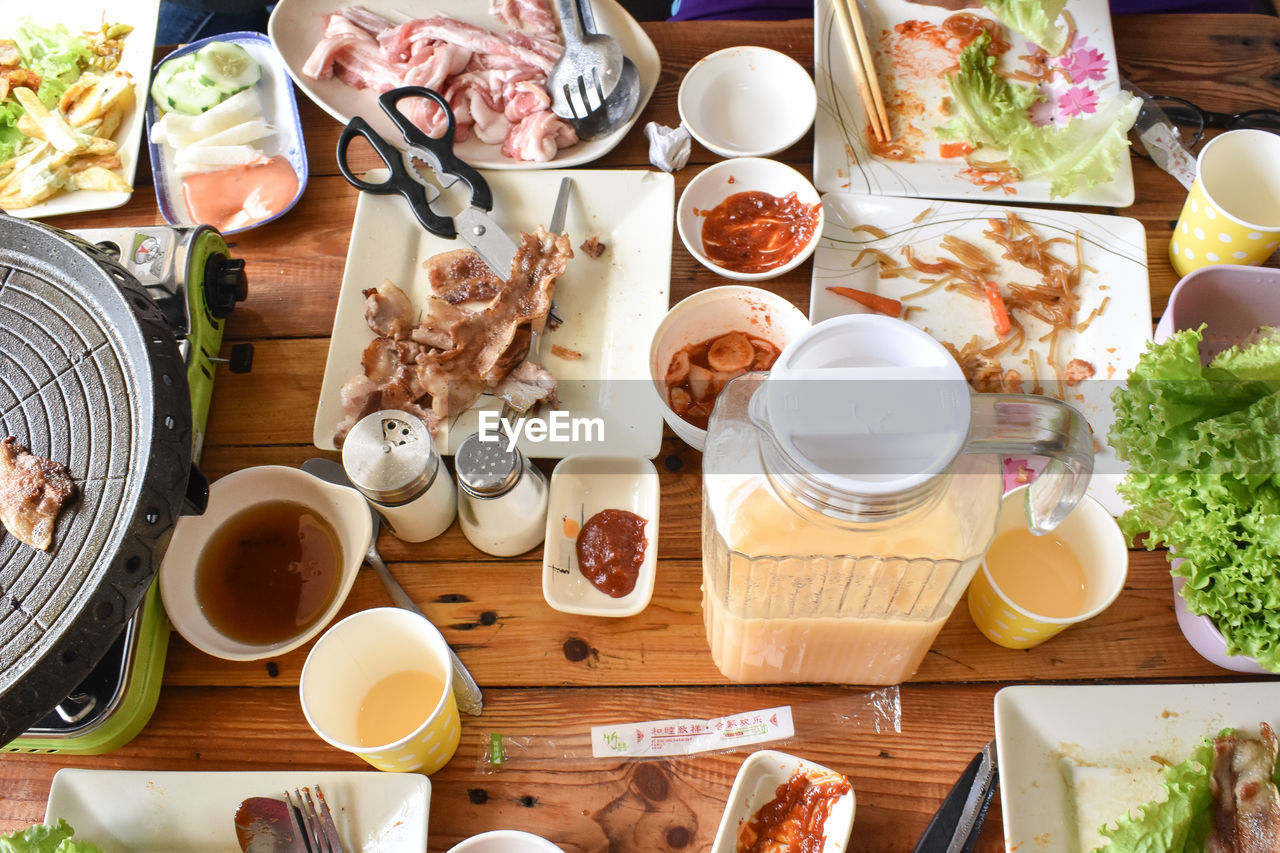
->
[473,686,901,774]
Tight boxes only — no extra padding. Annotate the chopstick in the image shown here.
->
[830,0,892,142]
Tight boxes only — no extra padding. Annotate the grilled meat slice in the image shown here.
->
[1209,722,1280,853]
[0,437,75,551]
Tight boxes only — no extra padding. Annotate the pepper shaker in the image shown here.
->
[455,432,548,557]
[342,410,456,542]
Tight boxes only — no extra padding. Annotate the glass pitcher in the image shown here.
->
[701,315,1094,685]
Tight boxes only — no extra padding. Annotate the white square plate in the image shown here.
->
[0,0,159,218]
[809,193,1151,515]
[812,0,1133,206]
[268,0,658,170]
[995,682,1280,853]
[44,768,429,852]
[313,168,674,459]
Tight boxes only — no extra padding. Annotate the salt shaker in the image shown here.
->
[342,410,456,542]
[455,432,548,557]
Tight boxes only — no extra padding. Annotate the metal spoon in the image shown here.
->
[301,457,483,716]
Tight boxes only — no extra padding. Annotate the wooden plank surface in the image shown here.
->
[1,12,1278,853]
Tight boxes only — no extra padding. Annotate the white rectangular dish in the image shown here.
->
[44,768,430,852]
[995,682,1280,853]
[313,168,674,459]
[810,193,1151,515]
[812,0,1134,207]
[145,32,308,234]
[0,0,159,218]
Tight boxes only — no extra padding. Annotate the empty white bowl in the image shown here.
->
[711,749,856,853]
[542,455,660,617]
[448,831,564,853]
[159,465,372,661]
[677,158,824,282]
[649,285,810,451]
[678,46,816,158]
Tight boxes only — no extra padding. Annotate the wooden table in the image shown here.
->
[1,12,1278,852]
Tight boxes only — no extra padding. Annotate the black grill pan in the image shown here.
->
[0,214,193,746]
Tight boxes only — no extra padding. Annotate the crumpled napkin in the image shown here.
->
[644,121,692,172]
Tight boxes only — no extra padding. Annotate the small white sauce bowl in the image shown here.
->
[649,285,810,452]
[678,46,816,158]
[541,455,660,618]
[711,749,856,853]
[677,157,824,282]
[159,465,372,661]
[447,831,565,853]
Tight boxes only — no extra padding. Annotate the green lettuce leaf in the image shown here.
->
[0,820,103,853]
[1006,91,1142,199]
[938,33,1140,199]
[1209,326,1280,389]
[1110,327,1280,672]
[937,33,1043,148]
[1091,736,1215,853]
[980,0,1069,55]
[12,21,92,109]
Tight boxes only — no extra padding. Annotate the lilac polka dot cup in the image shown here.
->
[1170,129,1280,277]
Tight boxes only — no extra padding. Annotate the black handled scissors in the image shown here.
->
[337,86,519,280]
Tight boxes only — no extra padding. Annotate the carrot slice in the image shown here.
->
[938,141,973,159]
[826,286,903,318]
[983,280,1011,336]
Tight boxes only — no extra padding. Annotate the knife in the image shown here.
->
[912,740,999,853]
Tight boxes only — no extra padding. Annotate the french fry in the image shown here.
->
[71,165,131,193]
[67,153,121,173]
[93,105,123,141]
[13,87,86,153]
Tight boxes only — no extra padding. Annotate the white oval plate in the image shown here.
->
[268,0,658,169]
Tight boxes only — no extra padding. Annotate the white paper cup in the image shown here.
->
[300,607,460,774]
[649,286,810,451]
[1170,129,1280,277]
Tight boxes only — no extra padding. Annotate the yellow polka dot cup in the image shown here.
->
[301,607,461,774]
[967,486,1128,650]
[1170,129,1280,277]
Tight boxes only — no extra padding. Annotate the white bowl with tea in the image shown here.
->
[159,465,372,661]
[650,285,810,451]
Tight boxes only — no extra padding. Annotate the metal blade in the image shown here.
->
[911,740,999,853]
[549,176,572,234]
[455,206,519,281]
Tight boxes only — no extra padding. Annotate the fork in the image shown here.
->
[286,786,345,853]
[549,0,623,120]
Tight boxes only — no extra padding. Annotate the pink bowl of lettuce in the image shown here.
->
[1114,321,1280,675]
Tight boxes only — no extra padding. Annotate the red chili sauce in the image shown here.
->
[183,155,300,232]
[665,331,780,431]
[736,769,853,853]
[697,190,821,274]
[575,509,648,598]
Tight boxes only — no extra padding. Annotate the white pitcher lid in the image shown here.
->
[759,314,971,495]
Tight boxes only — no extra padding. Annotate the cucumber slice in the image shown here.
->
[164,66,226,115]
[194,43,261,95]
[150,54,194,110]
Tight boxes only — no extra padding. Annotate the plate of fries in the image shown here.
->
[0,0,159,218]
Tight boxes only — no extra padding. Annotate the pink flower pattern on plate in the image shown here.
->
[1058,85,1099,118]
[1024,33,1113,122]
